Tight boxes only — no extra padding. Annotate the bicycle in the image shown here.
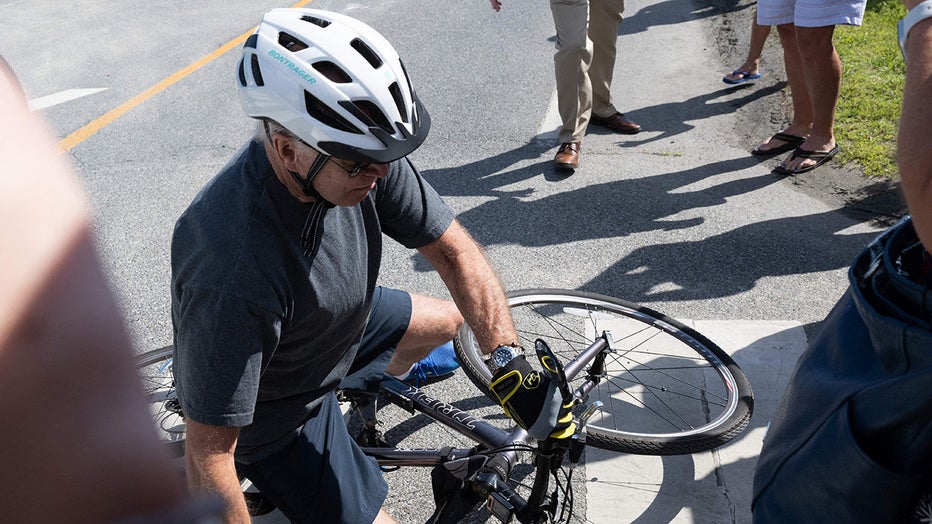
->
[137,288,754,523]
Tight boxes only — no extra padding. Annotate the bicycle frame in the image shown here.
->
[361,375,529,466]
[348,332,614,523]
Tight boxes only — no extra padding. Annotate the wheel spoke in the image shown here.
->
[454,290,753,454]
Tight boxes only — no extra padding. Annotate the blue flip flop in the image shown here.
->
[723,70,762,85]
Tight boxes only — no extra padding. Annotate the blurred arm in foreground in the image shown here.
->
[898,0,932,248]
[0,59,212,523]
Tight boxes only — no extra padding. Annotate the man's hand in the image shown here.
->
[489,0,502,12]
[489,355,576,440]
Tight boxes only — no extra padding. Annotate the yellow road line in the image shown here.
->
[58,0,313,152]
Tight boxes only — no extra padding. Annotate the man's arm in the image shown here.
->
[418,221,577,440]
[185,420,252,523]
[899,1,932,248]
[417,219,517,355]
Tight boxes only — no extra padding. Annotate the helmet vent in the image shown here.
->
[250,55,264,86]
[300,15,330,28]
[398,60,414,98]
[350,38,382,69]
[387,82,408,124]
[278,32,309,52]
[237,58,247,86]
[312,61,352,84]
[304,91,362,135]
[342,100,393,135]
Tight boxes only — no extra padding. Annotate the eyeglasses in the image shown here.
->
[327,157,371,178]
[292,133,371,177]
[263,120,371,178]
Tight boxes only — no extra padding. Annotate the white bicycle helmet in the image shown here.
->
[237,8,429,164]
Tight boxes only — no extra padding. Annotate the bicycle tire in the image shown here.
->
[454,289,754,455]
[136,346,185,460]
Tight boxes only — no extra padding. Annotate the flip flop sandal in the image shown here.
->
[723,70,762,85]
[751,132,807,157]
[773,145,840,175]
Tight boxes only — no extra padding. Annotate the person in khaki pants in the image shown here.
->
[491,0,641,169]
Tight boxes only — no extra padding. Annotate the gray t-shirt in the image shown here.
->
[170,139,454,462]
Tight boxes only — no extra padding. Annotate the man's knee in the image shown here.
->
[776,22,796,40]
[432,299,464,339]
[446,302,465,335]
[795,25,835,53]
[409,294,463,341]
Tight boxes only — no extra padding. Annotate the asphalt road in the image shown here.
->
[2,0,882,347]
[1,0,888,521]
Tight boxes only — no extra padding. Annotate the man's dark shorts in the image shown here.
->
[235,286,412,524]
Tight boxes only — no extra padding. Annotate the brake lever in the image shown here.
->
[577,401,603,430]
[568,401,603,468]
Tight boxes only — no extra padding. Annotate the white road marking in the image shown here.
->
[28,88,108,111]
[539,89,561,141]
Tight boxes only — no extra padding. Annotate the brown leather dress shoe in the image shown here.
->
[590,112,641,134]
[554,142,580,169]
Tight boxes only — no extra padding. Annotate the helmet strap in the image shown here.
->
[289,154,334,208]
[264,120,335,208]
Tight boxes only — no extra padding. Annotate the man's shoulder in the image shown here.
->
[171,140,284,286]
[175,140,272,234]
[188,139,268,209]
[374,156,454,248]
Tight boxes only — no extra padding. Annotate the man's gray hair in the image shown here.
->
[259,119,299,144]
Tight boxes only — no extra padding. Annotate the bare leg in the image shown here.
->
[725,13,772,81]
[755,23,814,152]
[373,508,399,523]
[385,293,463,376]
[779,25,841,171]
[745,17,772,67]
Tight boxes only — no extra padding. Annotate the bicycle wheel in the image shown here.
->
[454,289,754,455]
[136,346,185,461]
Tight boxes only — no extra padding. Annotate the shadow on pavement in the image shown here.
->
[603,83,786,148]
[583,323,804,522]
[426,155,774,245]
[620,0,756,36]
[580,207,875,303]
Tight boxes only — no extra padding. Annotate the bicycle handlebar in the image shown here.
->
[560,332,611,383]
[477,333,613,523]
[423,332,614,523]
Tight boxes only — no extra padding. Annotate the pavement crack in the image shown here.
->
[711,446,738,522]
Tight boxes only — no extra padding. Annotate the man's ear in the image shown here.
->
[271,134,302,172]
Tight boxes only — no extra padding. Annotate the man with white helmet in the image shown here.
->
[171,9,573,523]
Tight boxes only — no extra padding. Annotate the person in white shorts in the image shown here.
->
[750,0,866,175]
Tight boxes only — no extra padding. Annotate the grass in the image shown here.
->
[833,0,906,178]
